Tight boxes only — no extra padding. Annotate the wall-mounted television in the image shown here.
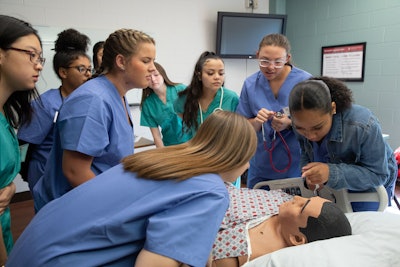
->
[216,12,287,59]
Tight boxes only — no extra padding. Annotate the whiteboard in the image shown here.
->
[34,25,142,105]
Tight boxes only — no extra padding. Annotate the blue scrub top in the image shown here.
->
[236,67,312,188]
[174,87,239,140]
[140,84,189,146]
[8,164,229,267]
[33,76,135,211]
[17,88,63,190]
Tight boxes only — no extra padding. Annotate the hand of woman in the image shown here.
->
[0,183,16,215]
[251,108,276,131]
[301,162,329,187]
[271,114,292,132]
[255,108,275,124]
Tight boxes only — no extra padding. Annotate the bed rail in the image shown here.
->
[253,177,388,213]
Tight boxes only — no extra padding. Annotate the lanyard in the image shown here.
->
[261,123,292,173]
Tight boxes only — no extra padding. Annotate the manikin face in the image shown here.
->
[200,58,225,93]
[278,196,329,244]
[148,70,164,90]
[0,34,43,93]
[257,45,289,81]
[291,106,335,142]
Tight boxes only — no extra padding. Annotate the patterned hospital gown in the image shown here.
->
[212,184,293,260]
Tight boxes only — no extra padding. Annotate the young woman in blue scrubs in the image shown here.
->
[17,28,92,192]
[0,15,44,262]
[140,62,187,147]
[32,29,157,211]
[7,111,257,267]
[289,77,397,211]
[174,51,239,140]
[236,34,312,188]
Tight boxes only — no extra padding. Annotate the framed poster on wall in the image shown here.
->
[321,42,366,82]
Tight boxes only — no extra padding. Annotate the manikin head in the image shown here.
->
[279,196,352,246]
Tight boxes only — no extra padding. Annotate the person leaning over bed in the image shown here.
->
[211,184,351,267]
[6,111,257,267]
[289,76,398,211]
[235,33,312,188]
[32,28,156,212]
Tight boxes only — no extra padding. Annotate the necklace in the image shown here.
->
[198,87,224,124]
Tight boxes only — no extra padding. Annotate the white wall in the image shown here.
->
[1,0,269,95]
[1,0,270,192]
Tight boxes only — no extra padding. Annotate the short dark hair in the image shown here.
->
[299,202,352,243]
[53,28,90,79]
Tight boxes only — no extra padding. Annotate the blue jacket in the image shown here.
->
[296,104,397,196]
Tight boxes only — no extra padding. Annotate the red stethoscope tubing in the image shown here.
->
[262,124,292,173]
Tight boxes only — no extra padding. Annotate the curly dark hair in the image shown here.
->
[289,76,353,114]
[53,28,90,79]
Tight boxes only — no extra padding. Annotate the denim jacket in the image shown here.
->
[296,104,397,196]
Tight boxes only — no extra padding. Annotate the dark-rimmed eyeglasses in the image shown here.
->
[66,65,93,74]
[258,58,287,68]
[6,47,46,66]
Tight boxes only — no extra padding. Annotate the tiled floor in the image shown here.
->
[10,199,34,242]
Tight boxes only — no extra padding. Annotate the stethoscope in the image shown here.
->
[198,87,224,124]
[261,111,292,173]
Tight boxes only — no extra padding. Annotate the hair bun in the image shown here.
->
[54,28,90,53]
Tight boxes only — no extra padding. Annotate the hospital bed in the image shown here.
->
[242,178,400,267]
[243,211,400,267]
[253,177,388,213]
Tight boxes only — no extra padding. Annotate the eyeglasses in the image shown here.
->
[66,65,93,74]
[6,47,46,66]
[258,58,287,68]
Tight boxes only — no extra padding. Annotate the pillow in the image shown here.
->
[243,212,400,267]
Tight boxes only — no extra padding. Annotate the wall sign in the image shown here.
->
[321,42,366,82]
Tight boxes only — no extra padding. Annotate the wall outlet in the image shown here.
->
[245,0,258,9]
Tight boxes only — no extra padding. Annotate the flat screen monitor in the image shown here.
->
[216,12,287,59]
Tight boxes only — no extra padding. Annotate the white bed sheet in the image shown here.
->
[243,211,400,267]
